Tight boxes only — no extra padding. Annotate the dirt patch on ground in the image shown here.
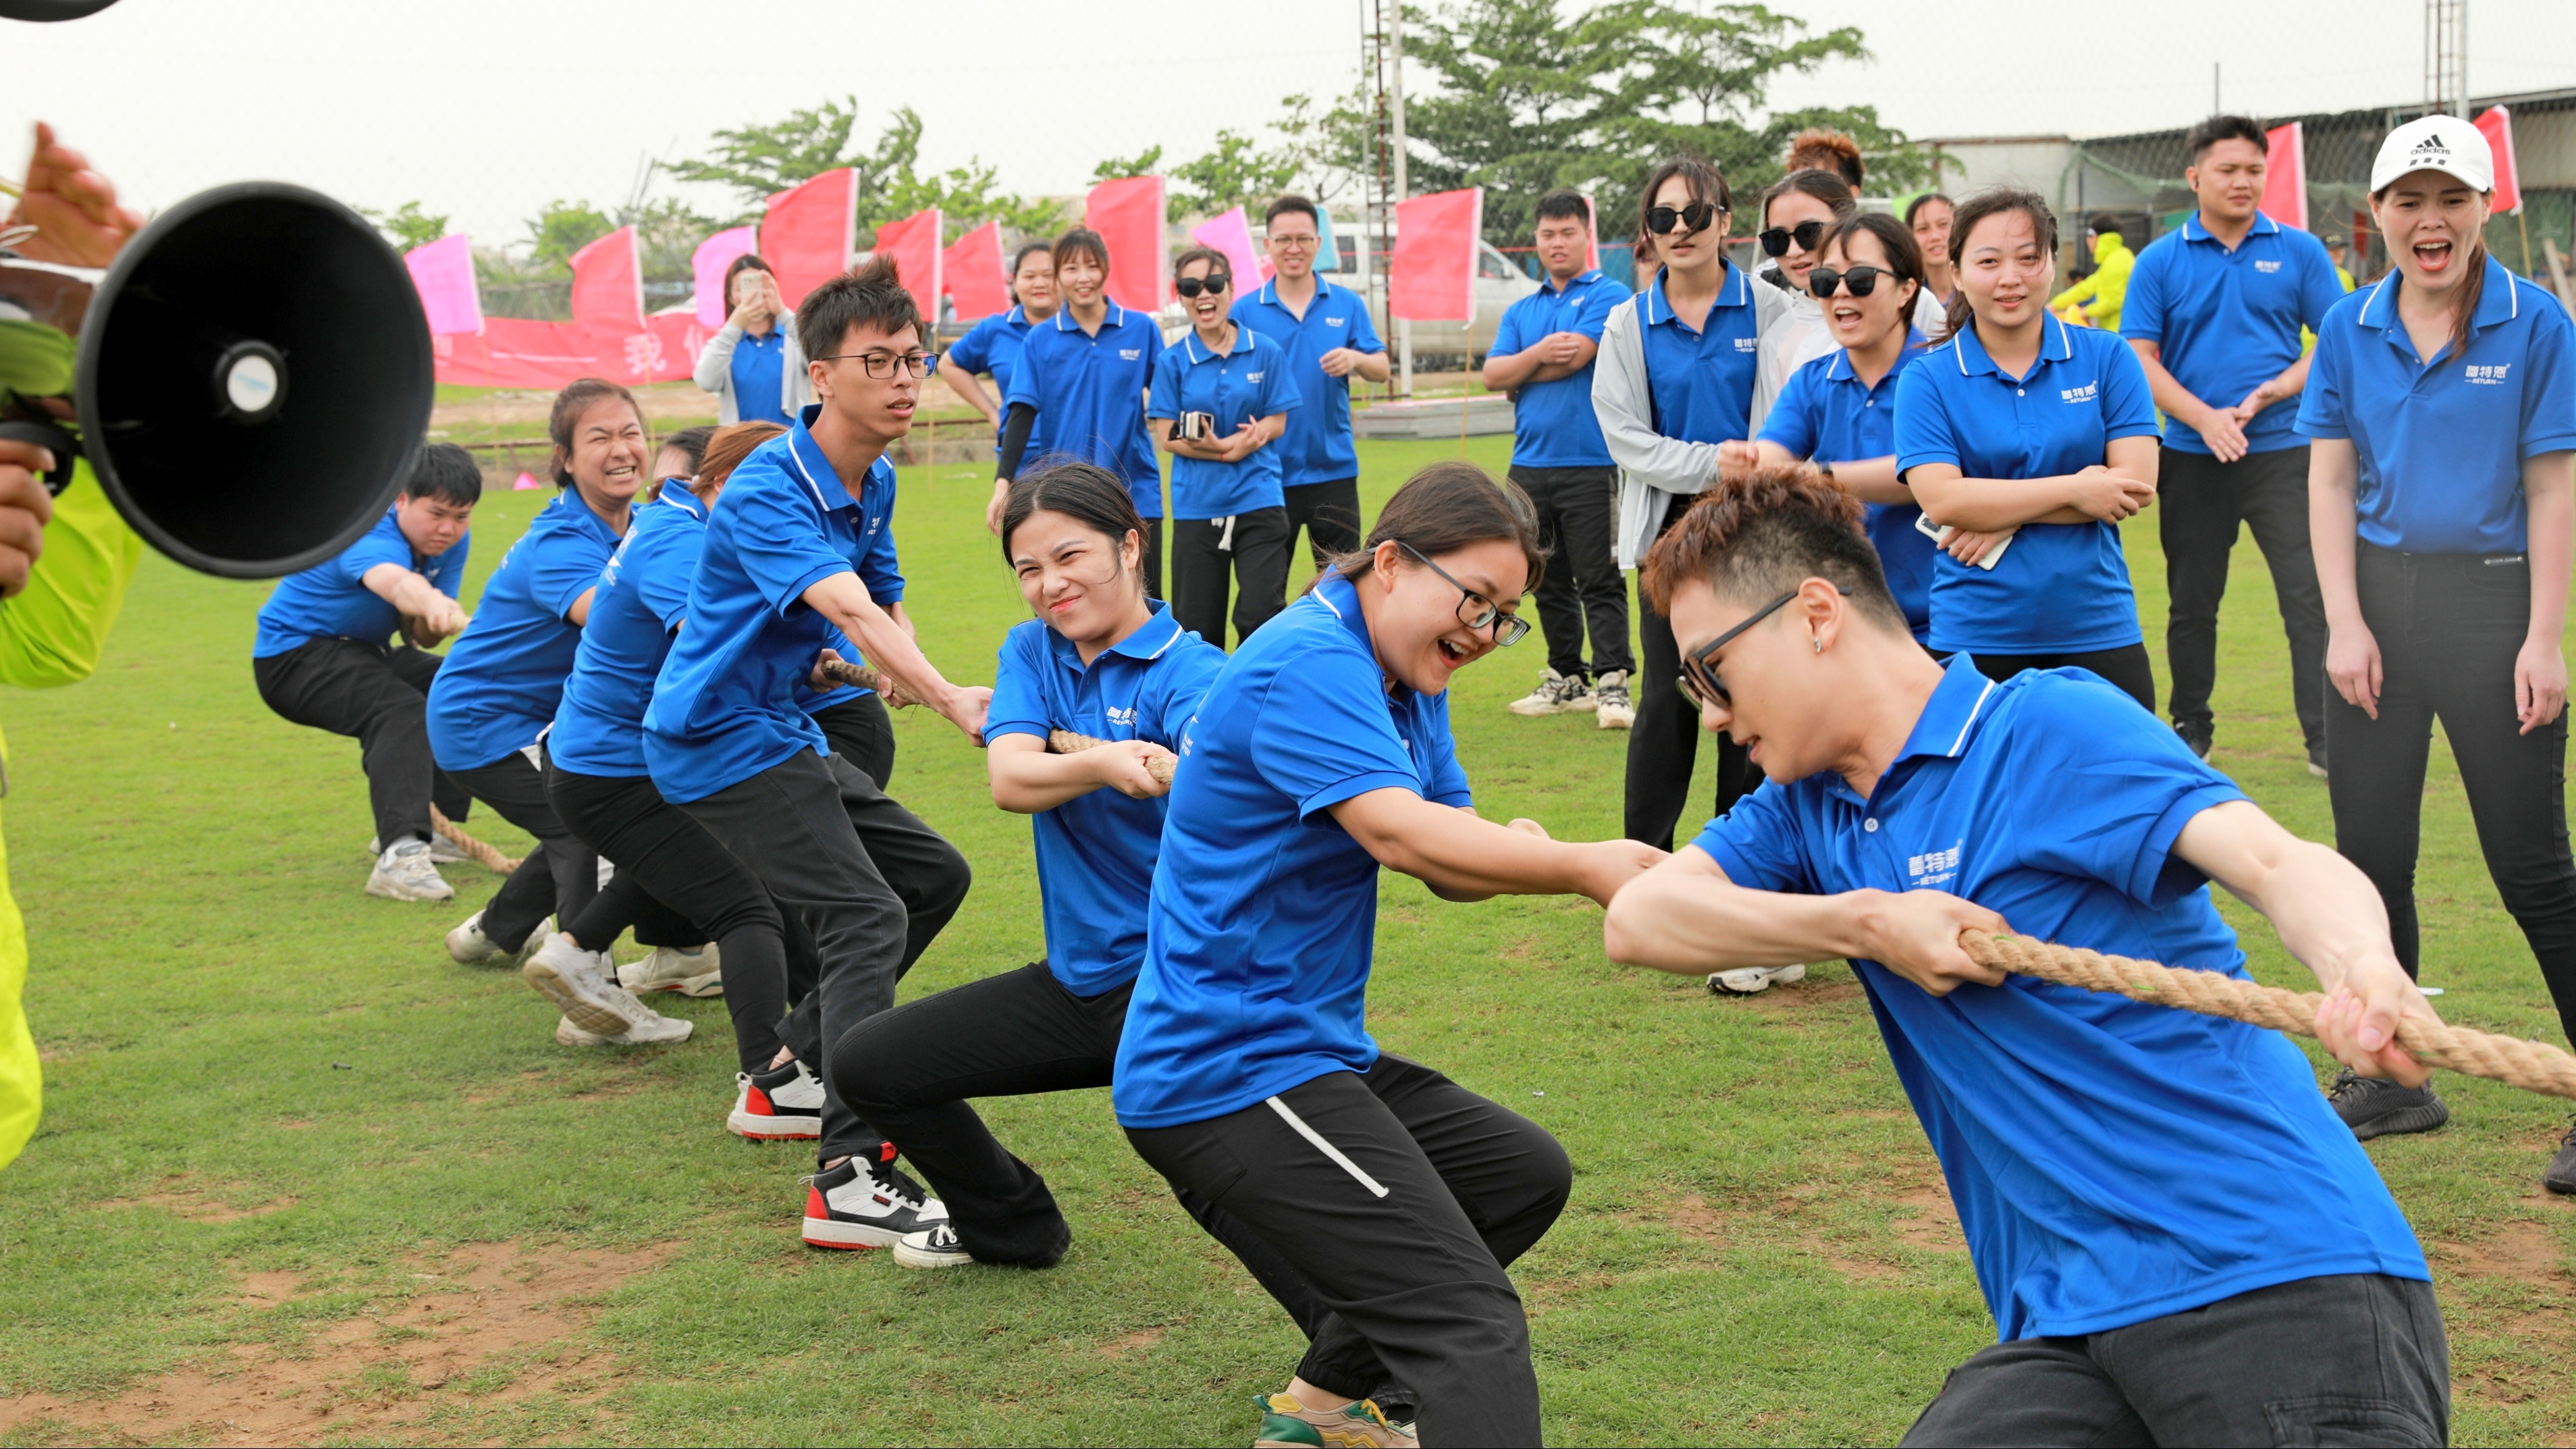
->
[99,1176,298,1224]
[1096,1327,1166,1359]
[0,1238,677,1447]
[2434,1219,2569,1288]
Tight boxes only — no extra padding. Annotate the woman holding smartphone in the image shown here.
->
[2298,116,2576,1175]
[1894,187,2163,708]
[691,255,806,427]
[1150,247,1301,647]
[951,242,1061,531]
[1592,157,1794,851]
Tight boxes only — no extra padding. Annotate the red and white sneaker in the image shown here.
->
[729,1060,824,1140]
[802,1149,947,1250]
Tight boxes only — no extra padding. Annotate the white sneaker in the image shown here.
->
[446,910,550,966]
[729,1060,825,1140]
[523,932,690,1042]
[1507,668,1594,717]
[1594,670,1636,730]
[372,832,468,865]
[549,1011,692,1047]
[620,943,724,997]
[802,1155,948,1250]
[366,839,454,902]
[894,1222,976,1269]
[1707,964,1806,996]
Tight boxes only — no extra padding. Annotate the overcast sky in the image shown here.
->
[4,0,2565,247]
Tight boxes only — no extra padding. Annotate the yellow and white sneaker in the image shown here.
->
[1253,1394,1416,1448]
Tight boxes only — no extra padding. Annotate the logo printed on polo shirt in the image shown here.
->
[1247,371,1264,383]
[1105,705,1139,728]
[2059,381,2099,404]
[2254,259,2282,273]
[1906,842,1963,889]
[1119,348,1143,361]
[1326,316,1345,325]
[1734,336,1759,352]
[2468,363,2513,385]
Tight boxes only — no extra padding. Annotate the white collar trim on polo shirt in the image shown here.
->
[1946,678,1997,757]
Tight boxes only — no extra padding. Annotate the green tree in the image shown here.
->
[618,195,718,286]
[880,157,1067,245]
[1170,130,1301,216]
[1403,0,1619,245]
[674,100,1056,244]
[1090,146,1164,184]
[359,200,449,252]
[525,199,614,270]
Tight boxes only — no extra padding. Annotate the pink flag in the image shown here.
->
[404,234,483,336]
[871,209,944,322]
[2261,123,2307,232]
[1189,206,1271,292]
[1086,175,1167,313]
[570,226,644,331]
[943,220,1010,321]
[694,226,759,327]
[2475,107,2522,214]
[1391,188,1484,322]
[763,169,857,309]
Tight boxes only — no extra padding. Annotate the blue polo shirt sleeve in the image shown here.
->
[947,317,994,375]
[1492,296,1532,359]
[1148,634,1228,737]
[1249,648,1425,820]
[858,469,905,606]
[1344,291,1387,355]
[1420,693,1471,808]
[2522,300,2576,458]
[2117,242,2170,345]
[2295,303,2357,440]
[2099,336,2160,440]
[1690,781,1815,893]
[1756,359,1824,458]
[1894,360,1962,474]
[336,521,412,585]
[725,477,849,616]
[986,623,1052,743]
[1146,342,1185,422]
[1573,280,1627,340]
[2008,673,2247,906]
[1004,336,1046,411]
[637,538,694,631]
[531,519,612,623]
[1252,337,1303,417]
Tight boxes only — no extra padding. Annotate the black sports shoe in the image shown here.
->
[2174,719,2213,761]
[2307,745,2330,780]
[2546,1119,2576,1196]
[2328,1069,2451,1140]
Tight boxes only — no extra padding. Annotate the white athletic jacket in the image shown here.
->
[1592,273,1795,570]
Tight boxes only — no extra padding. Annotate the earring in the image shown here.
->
[1813,635,1823,654]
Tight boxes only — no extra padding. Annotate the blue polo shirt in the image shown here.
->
[1637,262,1765,444]
[2122,213,2346,456]
[986,607,1227,996]
[1492,268,1630,467]
[644,405,905,803]
[1760,336,1933,641]
[547,488,707,779]
[946,305,1044,457]
[1895,317,2160,654]
[2296,259,2576,554]
[1148,325,1304,519]
[1115,572,1472,1129]
[1006,302,1163,516]
[1696,657,2430,1341]
[252,506,469,658]
[425,489,624,772]
[728,326,795,427]
[1232,278,1386,486]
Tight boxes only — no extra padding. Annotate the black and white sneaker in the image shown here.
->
[894,1222,976,1270]
[729,1060,824,1140]
[2328,1069,2450,1140]
[801,1149,947,1250]
[2174,719,2213,761]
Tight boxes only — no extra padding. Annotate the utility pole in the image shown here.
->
[1388,0,1414,396]
[2425,0,2467,115]
[2212,62,2220,114]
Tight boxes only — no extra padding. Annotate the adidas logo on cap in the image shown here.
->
[2411,136,2450,157]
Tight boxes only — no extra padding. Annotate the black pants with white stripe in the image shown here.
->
[1126,1054,1570,1446]
[1168,506,1292,648]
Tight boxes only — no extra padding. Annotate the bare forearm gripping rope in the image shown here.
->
[1044,729,1177,785]
[428,806,520,875]
[1960,930,2576,1101]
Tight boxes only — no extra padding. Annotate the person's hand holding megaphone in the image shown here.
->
[0,440,57,598]
[3,123,142,269]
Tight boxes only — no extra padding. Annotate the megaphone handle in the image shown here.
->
[0,421,78,496]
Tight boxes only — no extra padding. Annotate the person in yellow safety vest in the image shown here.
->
[0,123,147,1171]
[2051,227,2137,329]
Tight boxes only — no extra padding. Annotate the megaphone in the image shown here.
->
[0,181,433,579]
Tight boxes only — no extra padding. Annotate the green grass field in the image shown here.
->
[2,436,2573,1446]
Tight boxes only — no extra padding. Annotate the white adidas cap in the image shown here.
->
[2371,114,2494,194]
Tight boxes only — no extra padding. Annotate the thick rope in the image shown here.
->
[815,657,917,710]
[1961,929,2576,1101]
[1044,729,1177,785]
[428,805,519,875]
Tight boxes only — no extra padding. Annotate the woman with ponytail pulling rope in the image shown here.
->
[2297,115,2576,1180]
[1894,188,2164,709]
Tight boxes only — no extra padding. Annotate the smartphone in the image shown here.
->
[1177,411,1216,441]
[1916,512,2014,571]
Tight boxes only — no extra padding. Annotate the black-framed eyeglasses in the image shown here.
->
[1646,201,1724,236]
[1806,265,1891,299]
[1175,273,1231,298]
[814,350,936,378]
[1759,220,1827,257]
[1675,585,1848,709]
[1399,540,1530,647]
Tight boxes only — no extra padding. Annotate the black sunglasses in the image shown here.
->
[1175,273,1231,298]
[1759,220,1827,257]
[1676,585,1849,710]
[1806,265,1892,299]
[1645,202,1723,236]
[1399,541,1530,648]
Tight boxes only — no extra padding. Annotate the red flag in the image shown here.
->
[871,209,944,323]
[1391,188,1484,322]
[431,313,707,390]
[2260,123,2307,232]
[570,226,644,331]
[762,169,857,309]
[2475,107,2522,214]
[944,221,1011,321]
[1085,176,1167,313]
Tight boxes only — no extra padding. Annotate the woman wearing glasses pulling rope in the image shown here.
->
[1115,464,1664,1448]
